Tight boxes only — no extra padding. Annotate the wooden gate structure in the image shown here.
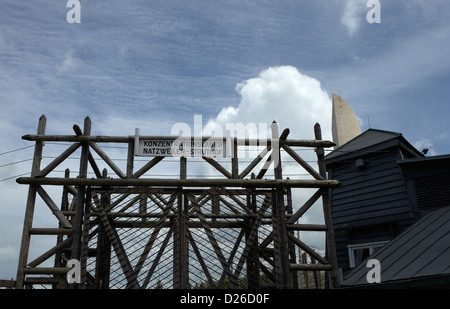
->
[13,115,340,289]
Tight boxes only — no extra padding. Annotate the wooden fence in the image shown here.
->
[12,115,340,289]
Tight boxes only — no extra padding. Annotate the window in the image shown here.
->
[348,241,389,268]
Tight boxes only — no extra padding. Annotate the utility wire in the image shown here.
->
[0,145,34,156]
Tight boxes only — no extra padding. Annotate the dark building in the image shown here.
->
[325,129,450,277]
[341,206,450,288]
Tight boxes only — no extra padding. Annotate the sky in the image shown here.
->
[1,0,450,281]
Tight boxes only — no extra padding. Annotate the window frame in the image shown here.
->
[347,241,389,268]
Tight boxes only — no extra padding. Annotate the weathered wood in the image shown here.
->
[289,263,332,271]
[142,225,175,289]
[27,237,73,268]
[286,224,328,231]
[202,156,232,179]
[126,140,135,178]
[281,143,324,180]
[36,186,73,228]
[22,134,336,148]
[0,280,15,288]
[16,114,46,289]
[71,117,91,269]
[239,146,270,179]
[232,138,239,179]
[29,228,73,235]
[127,194,176,288]
[287,189,324,224]
[90,142,126,178]
[271,122,293,289]
[17,177,341,188]
[287,232,328,265]
[133,156,164,178]
[37,143,81,177]
[23,267,70,275]
[16,117,341,289]
[314,122,340,288]
[97,199,137,288]
[188,193,238,288]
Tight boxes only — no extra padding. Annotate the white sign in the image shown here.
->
[134,130,226,158]
[137,139,225,157]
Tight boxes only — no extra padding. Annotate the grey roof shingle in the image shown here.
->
[342,206,450,287]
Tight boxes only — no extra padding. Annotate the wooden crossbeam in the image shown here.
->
[17,177,340,188]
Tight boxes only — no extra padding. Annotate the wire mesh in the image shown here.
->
[80,188,278,289]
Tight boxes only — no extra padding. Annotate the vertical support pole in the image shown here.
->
[127,138,134,179]
[232,138,238,179]
[79,186,92,288]
[314,123,340,288]
[174,157,188,288]
[246,173,260,288]
[286,185,299,289]
[53,168,70,288]
[271,122,292,289]
[16,115,47,289]
[95,169,111,289]
[70,117,91,288]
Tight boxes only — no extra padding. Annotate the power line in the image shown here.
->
[0,145,34,156]
[0,158,33,168]
[0,172,29,183]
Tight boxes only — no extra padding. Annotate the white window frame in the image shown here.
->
[348,241,389,268]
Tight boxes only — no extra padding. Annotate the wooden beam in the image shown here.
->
[17,177,341,189]
[90,142,126,178]
[202,156,232,179]
[22,134,336,148]
[37,143,81,177]
[289,264,332,271]
[281,143,324,180]
[286,224,328,231]
[29,228,73,235]
[36,186,73,229]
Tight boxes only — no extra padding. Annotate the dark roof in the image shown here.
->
[398,154,450,165]
[325,129,423,164]
[341,206,450,288]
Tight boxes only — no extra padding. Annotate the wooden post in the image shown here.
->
[271,122,292,289]
[246,173,260,288]
[95,169,111,289]
[174,157,188,288]
[126,139,134,178]
[15,115,46,289]
[286,185,298,289]
[232,138,239,179]
[53,168,70,288]
[70,117,91,288]
[314,123,340,288]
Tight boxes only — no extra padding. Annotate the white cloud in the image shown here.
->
[57,51,80,75]
[341,0,367,37]
[413,138,437,156]
[206,66,332,141]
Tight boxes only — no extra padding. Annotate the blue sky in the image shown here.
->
[1,0,450,280]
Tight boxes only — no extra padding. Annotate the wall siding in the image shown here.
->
[327,149,416,273]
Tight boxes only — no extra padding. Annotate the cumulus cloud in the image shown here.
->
[205,66,332,141]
